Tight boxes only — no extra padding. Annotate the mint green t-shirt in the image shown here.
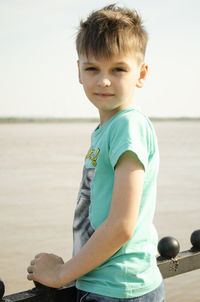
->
[73,107,162,298]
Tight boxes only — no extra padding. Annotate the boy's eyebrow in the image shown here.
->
[114,62,129,66]
[82,61,129,66]
[82,61,97,65]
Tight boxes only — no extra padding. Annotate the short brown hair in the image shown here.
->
[76,4,148,63]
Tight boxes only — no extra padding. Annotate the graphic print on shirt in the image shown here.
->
[73,166,96,256]
[86,148,100,167]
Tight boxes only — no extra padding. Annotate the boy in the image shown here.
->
[27,4,165,301]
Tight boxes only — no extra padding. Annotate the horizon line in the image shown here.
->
[0,116,200,123]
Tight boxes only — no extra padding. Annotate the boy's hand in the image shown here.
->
[27,253,64,288]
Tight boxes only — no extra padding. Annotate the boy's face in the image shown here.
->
[78,52,148,124]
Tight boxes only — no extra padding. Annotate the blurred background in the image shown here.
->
[0,0,200,119]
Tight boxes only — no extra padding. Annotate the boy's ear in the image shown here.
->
[77,60,82,84]
[136,64,148,88]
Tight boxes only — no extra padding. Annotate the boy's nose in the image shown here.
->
[97,74,111,87]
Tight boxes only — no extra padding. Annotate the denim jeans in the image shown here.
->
[76,281,165,302]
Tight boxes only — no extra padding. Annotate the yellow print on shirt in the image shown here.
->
[86,148,100,167]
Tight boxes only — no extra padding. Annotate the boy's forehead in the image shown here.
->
[79,52,138,65]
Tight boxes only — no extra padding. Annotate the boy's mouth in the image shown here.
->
[94,93,115,97]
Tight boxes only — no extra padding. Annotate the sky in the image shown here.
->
[0,0,200,118]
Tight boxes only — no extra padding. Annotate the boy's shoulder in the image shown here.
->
[109,106,154,132]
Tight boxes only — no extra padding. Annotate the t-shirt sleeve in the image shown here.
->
[108,115,150,170]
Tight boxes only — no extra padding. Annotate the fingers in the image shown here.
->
[27,273,34,281]
[27,254,44,282]
[29,253,45,266]
[27,253,46,280]
[27,265,33,274]
[27,264,35,281]
[27,257,37,281]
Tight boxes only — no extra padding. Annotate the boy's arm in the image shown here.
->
[27,151,144,288]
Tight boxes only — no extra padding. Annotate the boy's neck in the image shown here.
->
[99,103,134,126]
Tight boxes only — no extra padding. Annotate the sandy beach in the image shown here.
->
[0,121,199,301]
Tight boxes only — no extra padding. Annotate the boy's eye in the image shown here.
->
[113,67,126,72]
[85,67,97,71]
